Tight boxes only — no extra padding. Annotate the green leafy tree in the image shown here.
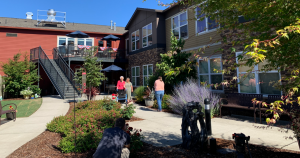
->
[1,53,40,97]
[74,47,106,100]
[155,0,300,126]
[156,32,197,89]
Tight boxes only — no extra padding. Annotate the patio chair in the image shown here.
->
[0,102,17,125]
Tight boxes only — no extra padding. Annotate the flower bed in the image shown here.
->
[46,98,139,153]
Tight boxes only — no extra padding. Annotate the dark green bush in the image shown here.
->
[153,94,172,110]
[47,99,122,153]
[121,104,136,119]
[133,86,146,102]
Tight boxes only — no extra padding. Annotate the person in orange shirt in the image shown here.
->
[154,76,165,112]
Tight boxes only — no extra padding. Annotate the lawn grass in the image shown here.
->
[1,98,42,118]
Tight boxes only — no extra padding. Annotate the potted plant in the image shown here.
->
[6,106,16,120]
[20,89,33,99]
[143,86,155,107]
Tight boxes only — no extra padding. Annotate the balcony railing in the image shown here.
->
[56,45,125,60]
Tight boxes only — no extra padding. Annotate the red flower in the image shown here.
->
[140,129,142,132]
[126,131,131,136]
[128,127,133,131]
[136,133,140,136]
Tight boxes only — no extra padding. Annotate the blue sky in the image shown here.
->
[0,0,173,27]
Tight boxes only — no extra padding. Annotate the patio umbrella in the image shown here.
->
[66,30,90,38]
[101,65,124,72]
[101,34,120,41]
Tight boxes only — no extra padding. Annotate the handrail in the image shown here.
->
[32,46,67,99]
[53,48,80,94]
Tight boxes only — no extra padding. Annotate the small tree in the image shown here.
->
[156,32,197,91]
[74,47,106,100]
[1,53,40,98]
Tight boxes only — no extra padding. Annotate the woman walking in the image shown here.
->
[154,76,164,112]
[116,76,125,91]
[125,78,133,104]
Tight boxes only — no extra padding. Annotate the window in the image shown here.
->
[78,38,93,46]
[172,12,188,39]
[58,37,75,46]
[107,40,111,47]
[131,30,140,51]
[236,52,281,95]
[131,66,140,86]
[142,23,152,48]
[98,41,104,47]
[198,56,223,90]
[143,64,153,86]
[6,33,17,37]
[196,7,219,34]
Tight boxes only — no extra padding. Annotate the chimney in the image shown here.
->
[114,22,116,31]
[111,20,113,29]
[26,12,33,19]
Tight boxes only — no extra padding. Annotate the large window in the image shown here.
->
[131,66,140,86]
[142,23,152,48]
[78,38,93,46]
[143,64,153,86]
[195,7,219,34]
[172,12,188,39]
[236,52,281,94]
[198,56,223,90]
[58,37,74,46]
[131,30,140,51]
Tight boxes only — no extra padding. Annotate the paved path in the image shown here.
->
[127,103,298,151]
[0,96,69,158]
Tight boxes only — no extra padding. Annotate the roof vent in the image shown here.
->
[114,22,116,31]
[111,20,113,29]
[26,12,33,19]
[47,9,56,22]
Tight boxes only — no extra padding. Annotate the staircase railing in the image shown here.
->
[53,48,80,94]
[30,46,67,99]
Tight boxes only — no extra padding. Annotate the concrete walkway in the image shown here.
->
[0,96,69,158]
[127,103,299,151]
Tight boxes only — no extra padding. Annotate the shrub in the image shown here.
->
[168,79,220,115]
[153,94,172,110]
[121,104,136,119]
[125,124,144,155]
[28,85,41,95]
[133,86,146,102]
[47,99,123,153]
[20,89,33,96]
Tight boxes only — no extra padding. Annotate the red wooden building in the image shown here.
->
[0,16,128,98]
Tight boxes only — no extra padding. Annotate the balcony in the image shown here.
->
[54,45,127,62]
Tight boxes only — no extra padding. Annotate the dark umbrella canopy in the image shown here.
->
[101,34,120,41]
[66,31,90,38]
[101,65,124,72]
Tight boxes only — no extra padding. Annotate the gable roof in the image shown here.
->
[125,8,163,30]
[0,17,127,35]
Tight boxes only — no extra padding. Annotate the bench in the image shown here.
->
[0,102,17,125]
[219,93,263,123]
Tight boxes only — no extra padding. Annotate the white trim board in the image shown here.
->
[181,41,221,52]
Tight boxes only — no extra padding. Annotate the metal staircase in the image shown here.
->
[30,46,79,99]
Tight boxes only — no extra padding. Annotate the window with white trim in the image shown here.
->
[195,7,219,34]
[131,30,140,51]
[77,38,93,46]
[236,52,281,94]
[143,64,153,86]
[131,66,140,86]
[198,56,223,90]
[142,23,152,48]
[172,12,188,39]
[58,37,75,46]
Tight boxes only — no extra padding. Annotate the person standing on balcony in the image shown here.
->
[117,76,125,91]
[154,76,164,112]
[125,78,133,104]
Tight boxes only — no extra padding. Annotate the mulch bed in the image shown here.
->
[7,102,300,158]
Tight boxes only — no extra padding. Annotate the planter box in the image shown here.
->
[145,99,154,107]
[6,112,15,120]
